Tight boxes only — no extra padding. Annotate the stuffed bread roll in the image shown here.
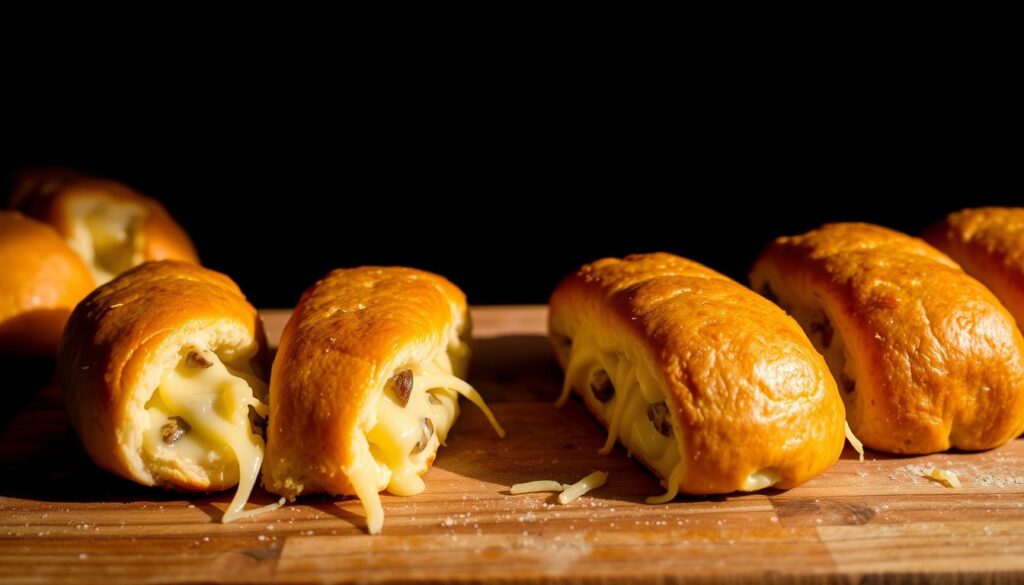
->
[549,253,845,500]
[10,167,199,285]
[58,261,271,522]
[0,211,94,355]
[925,207,1024,330]
[751,222,1024,454]
[263,267,504,534]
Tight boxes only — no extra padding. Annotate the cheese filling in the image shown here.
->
[141,349,268,522]
[558,337,685,501]
[347,345,504,534]
[67,199,145,284]
[556,331,783,503]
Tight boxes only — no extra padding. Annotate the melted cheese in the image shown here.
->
[845,421,865,462]
[560,339,685,496]
[67,199,144,284]
[348,347,504,535]
[558,471,608,504]
[142,349,268,522]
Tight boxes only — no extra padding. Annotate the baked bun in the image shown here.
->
[0,211,94,355]
[10,167,199,285]
[925,207,1024,329]
[751,222,1024,454]
[548,252,845,500]
[263,267,504,534]
[58,261,270,521]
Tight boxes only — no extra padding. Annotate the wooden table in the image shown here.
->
[2,306,1023,584]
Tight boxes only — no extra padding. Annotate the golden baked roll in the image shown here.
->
[10,167,199,285]
[549,253,845,500]
[0,211,94,355]
[751,222,1024,454]
[58,261,271,522]
[263,267,504,534]
[925,207,1024,330]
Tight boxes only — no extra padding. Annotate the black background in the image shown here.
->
[4,88,1021,307]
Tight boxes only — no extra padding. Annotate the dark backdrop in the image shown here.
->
[4,109,1021,307]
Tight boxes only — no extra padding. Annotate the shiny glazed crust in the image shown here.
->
[925,207,1024,330]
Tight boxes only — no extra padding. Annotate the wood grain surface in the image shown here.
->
[2,306,1024,584]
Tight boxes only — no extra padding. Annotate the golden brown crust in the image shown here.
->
[10,167,199,267]
[263,267,467,498]
[0,211,95,355]
[58,260,267,490]
[549,253,846,494]
[751,222,1024,454]
[925,207,1024,331]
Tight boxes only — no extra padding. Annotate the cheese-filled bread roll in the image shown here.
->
[58,261,270,521]
[925,207,1024,330]
[0,211,94,355]
[263,267,504,534]
[10,167,198,285]
[751,222,1024,454]
[549,253,845,500]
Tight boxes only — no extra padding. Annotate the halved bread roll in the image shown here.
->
[925,207,1024,330]
[549,253,846,500]
[58,261,270,521]
[262,267,504,534]
[0,211,94,355]
[751,222,1024,454]
[11,167,198,285]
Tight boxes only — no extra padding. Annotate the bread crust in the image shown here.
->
[0,211,94,355]
[58,260,267,490]
[10,167,198,268]
[549,252,846,494]
[263,266,467,498]
[752,222,1024,454]
[926,207,1024,331]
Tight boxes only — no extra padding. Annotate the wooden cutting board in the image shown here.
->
[2,306,1024,584]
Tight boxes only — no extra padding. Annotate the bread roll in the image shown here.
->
[11,168,198,285]
[549,252,846,500]
[58,261,270,521]
[263,267,504,534]
[751,222,1024,454]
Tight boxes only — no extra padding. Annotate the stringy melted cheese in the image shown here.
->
[66,198,145,284]
[347,347,504,535]
[557,332,782,504]
[142,349,269,522]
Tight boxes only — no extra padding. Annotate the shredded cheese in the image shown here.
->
[558,471,608,504]
[349,348,505,535]
[845,421,865,462]
[510,480,566,494]
[925,467,962,488]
